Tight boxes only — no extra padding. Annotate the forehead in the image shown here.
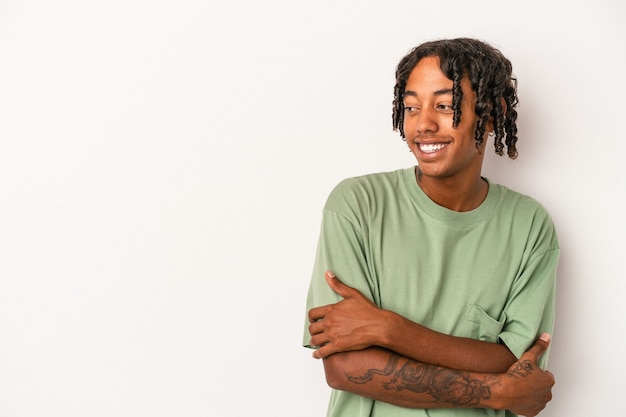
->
[404,57,453,94]
[404,56,474,101]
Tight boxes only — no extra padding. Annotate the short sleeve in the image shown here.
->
[302,182,379,349]
[498,244,559,369]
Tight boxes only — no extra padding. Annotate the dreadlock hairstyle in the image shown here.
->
[392,38,519,159]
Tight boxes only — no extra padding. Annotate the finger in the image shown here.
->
[325,270,356,298]
[309,333,329,350]
[312,344,335,359]
[308,320,325,336]
[524,332,551,363]
[308,305,327,323]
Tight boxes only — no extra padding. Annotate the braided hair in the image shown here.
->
[392,38,519,158]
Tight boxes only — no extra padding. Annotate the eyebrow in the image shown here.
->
[403,88,454,98]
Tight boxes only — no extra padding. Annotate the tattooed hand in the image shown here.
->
[494,333,555,417]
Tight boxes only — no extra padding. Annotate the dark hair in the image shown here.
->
[392,38,519,158]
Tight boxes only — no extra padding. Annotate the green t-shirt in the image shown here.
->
[303,167,559,417]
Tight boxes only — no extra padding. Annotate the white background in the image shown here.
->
[1,1,624,416]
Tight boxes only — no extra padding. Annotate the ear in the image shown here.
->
[500,97,508,117]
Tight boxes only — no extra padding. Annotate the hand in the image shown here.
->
[307,271,386,359]
[497,333,555,417]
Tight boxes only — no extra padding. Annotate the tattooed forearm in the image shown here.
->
[347,353,401,383]
[346,354,491,406]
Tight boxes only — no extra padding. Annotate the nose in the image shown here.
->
[415,106,438,135]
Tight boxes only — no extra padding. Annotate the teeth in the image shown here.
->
[419,143,448,153]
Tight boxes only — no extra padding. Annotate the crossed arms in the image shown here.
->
[307,271,555,416]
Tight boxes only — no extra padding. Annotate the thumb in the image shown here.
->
[524,332,551,364]
[325,270,354,298]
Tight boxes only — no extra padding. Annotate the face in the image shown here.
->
[403,56,488,182]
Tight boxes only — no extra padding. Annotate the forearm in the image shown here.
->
[323,347,506,410]
[309,271,516,372]
[378,310,516,373]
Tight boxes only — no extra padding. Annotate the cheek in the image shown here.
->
[403,118,415,137]
[456,120,478,141]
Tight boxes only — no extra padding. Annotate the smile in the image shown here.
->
[418,142,449,154]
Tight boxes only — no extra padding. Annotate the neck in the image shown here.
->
[415,167,488,212]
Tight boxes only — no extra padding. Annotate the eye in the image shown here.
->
[404,105,419,115]
[436,103,453,113]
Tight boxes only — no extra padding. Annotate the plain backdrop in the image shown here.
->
[1,1,625,416]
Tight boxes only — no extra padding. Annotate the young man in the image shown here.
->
[303,38,559,417]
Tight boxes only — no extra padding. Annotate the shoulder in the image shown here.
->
[494,183,552,219]
[325,168,407,210]
[492,183,559,249]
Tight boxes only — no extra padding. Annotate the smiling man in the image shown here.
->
[303,39,559,417]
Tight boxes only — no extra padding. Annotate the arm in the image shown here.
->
[322,335,554,417]
[309,271,516,373]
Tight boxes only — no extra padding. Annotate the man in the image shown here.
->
[303,38,559,417]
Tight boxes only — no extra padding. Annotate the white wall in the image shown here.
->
[1,1,624,416]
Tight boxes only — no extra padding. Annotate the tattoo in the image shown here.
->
[416,167,423,182]
[347,354,401,383]
[508,359,534,379]
[346,354,491,406]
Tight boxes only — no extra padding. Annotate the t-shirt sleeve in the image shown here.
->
[302,184,378,349]
[498,212,559,369]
